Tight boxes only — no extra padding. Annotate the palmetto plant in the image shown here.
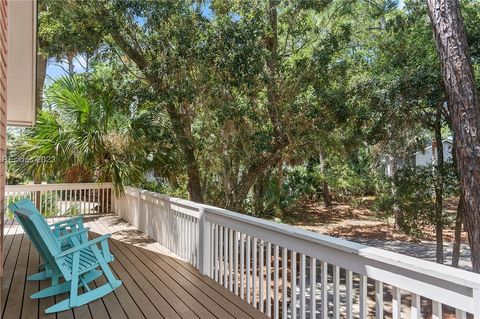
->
[12,75,143,194]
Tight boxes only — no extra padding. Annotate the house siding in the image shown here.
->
[415,141,453,166]
[0,0,7,276]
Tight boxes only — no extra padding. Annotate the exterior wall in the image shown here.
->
[415,141,453,166]
[415,146,434,166]
[0,0,7,276]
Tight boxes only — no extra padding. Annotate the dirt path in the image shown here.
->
[285,199,472,270]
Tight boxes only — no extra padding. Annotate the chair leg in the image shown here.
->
[27,270,51,281]
[44,242,122,313]
[30,270,102,299]
[91,245,121,289]
[69,252,80,308]
[45,282,120,313]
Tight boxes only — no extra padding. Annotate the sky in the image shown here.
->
[46,55,87,82]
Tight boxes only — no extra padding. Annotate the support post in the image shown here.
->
[198,207,211,276]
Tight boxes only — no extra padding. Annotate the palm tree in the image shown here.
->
[12,75,143,194]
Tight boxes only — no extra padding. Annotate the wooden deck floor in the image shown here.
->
[1,215,268,319]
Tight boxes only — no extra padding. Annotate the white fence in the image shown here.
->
[116,187,480,319]
[5,183,113,217]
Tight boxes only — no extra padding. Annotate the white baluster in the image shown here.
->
[360,275,367,318]
[311,258,317,319]
[260,240,265,312]
[234,230,239,294]
[292,251,297,319]
[229,228,233,292]
[321,260,327,319]
[375,281,384,319]
[392,287,401,319]
[455,309,466,319]
[214,225,219,282]
[346,270,353,319]
[253,238,258,308]
[246,235,251,303]
[274,245,279,319]
[240,233,245,299]
[300,254,306,319]
[282,248,288,319]
[333,266,340,319]
[432,301,442,319]
[267,242,272,316]
[224,227,228,288]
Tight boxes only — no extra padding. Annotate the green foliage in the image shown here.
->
[65,203,80,216]
[6,192,59,218]
[10,0,479,221]
[141,179,189,200]
[11,73,145,194]
[324,159,369,202]
[40,192,60,217]
[374,163,459,237]
[38,0,103,59]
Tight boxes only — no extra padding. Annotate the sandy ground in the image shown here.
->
[284,197,472,270]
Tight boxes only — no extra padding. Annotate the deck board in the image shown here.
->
[1,215,268,319]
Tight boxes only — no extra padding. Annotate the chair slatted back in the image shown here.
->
[9,199,72,280]
[10,200,52,263]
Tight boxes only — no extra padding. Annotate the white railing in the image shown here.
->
[117,186,480,319]
[5,183,113,217]
[115,187,200,266]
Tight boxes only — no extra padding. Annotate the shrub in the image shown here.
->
[374,163,458,237]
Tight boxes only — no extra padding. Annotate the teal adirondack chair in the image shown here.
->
[9,200,122,313]
[10,199,89,281]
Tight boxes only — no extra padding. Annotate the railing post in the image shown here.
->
[111,186,116,215]
[474,288,480,319]
[198,207,211,276]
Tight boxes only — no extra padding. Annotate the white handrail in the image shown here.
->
[9,183,478,317]
[5,183,114,217]
[117,186,480,318]
[204,205,480,289]
[6,182,113,192]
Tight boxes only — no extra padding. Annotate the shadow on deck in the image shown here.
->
[1,215,267,319]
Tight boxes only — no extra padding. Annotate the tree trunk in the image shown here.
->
[165,104,203,203]
[427,0,480,272]
[452,192,464,267]
[108,30,204,203]
[67,52,75,76]
[319,149,331,207]
[265,0,281,138]
[389,155,402,229]
[34,52,48,210]
[224,0,288,210]
[36,53,47,114]
[433,107,444,264]
[451,133,464,268]
[274,158,283,219]
[254,174,265,216]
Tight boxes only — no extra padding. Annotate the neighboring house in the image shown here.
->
[384,138,453,177]
[384,157,406,177]
[414,138,453,166]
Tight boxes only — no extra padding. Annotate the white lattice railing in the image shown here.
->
[116,187,480,319]
[5,183,113,217]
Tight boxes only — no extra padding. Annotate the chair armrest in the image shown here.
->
[56,227,90,241]
[55,234,111,259]
[49,216,83,228]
